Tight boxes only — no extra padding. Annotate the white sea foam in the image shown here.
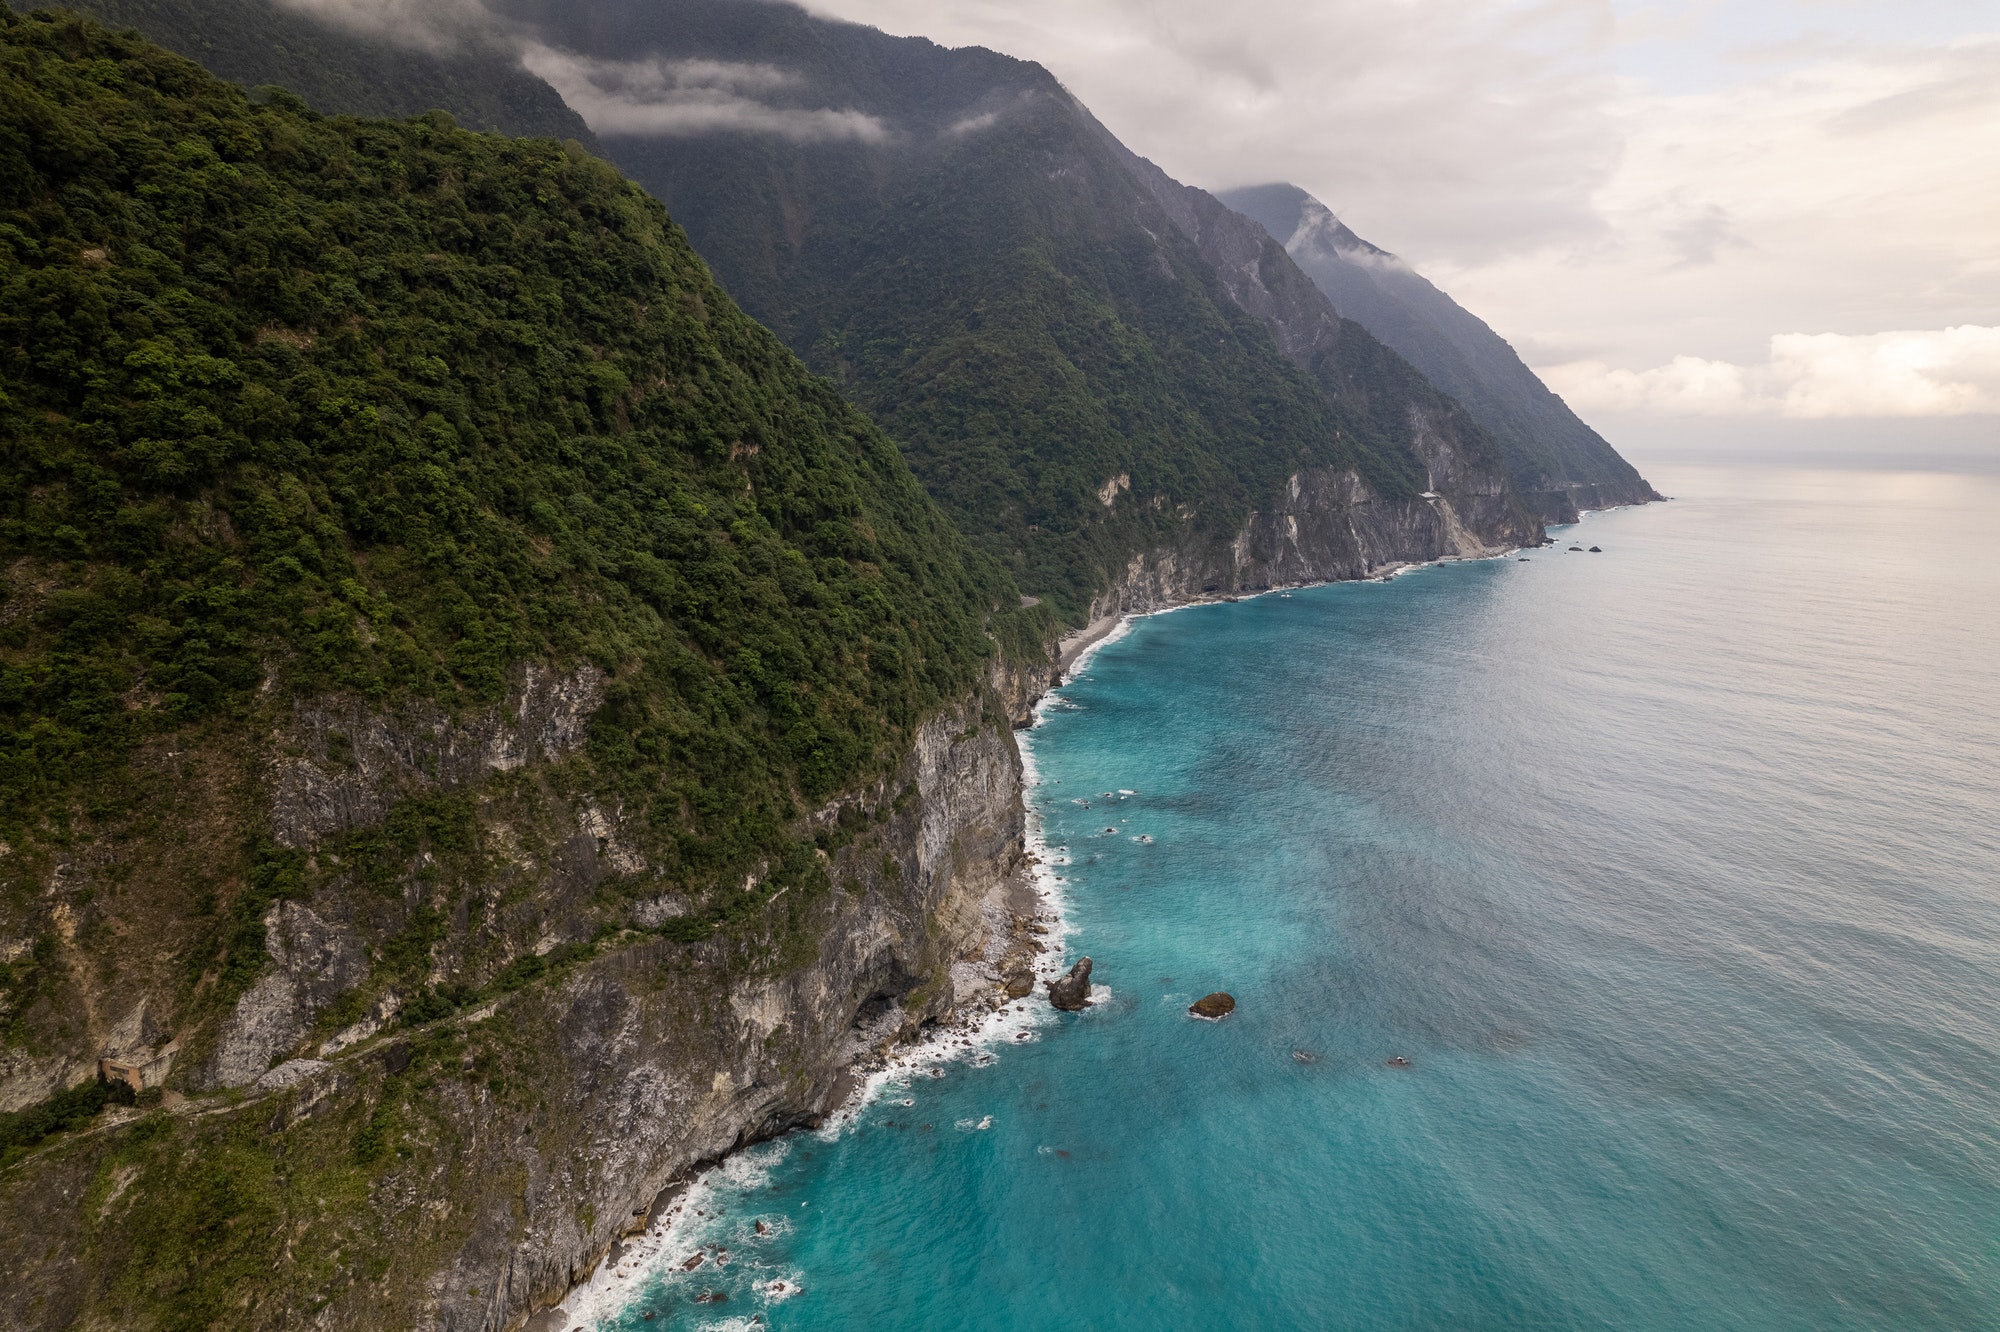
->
[570,644,1106,1329]
[557,1136,798,1328]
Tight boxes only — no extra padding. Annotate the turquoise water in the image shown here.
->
[595,461,2000,1330]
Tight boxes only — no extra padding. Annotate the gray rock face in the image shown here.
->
[253,1058,331,1092]
[1047,957,1094,1011]
[1075,458,1531,631]
[418,689,1038,1332]
[204,900,369,1089]
[268,661,604,850]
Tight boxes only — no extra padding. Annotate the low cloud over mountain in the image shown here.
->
[519,46,892,140]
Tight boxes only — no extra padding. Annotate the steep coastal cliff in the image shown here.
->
[1081,461,1532,623]
[0,8,1558,1328]
[0,679,1048,1331]
[0,14,1051,1327]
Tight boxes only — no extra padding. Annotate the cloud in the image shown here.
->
[519,46,892,142]
[1425,34,2000,398]
[946,110,1002,136]
[1658,202,1748,269]
[271,0,493,52]
[1543,327,2000,418]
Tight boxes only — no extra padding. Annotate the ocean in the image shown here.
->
[573,459,2000,1330]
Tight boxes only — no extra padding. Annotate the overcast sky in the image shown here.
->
[798,0,2000,445]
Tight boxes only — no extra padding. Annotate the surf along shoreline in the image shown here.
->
[547,514,1625,1326]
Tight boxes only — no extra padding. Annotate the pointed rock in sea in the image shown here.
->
[1047,957,1093,1010]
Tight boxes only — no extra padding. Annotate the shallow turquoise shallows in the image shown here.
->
[599,460,2000,1331]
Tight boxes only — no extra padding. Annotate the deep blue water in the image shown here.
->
[586,461,2000,1330]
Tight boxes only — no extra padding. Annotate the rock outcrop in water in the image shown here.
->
[1189,993,1236,1019]
[1048,958,1095,1011]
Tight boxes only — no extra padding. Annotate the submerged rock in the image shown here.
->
[1189,992,1236,1019]
[1386,1055,1412,1068]
[1047,957,1093,1010]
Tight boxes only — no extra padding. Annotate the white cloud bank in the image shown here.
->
[272,0,491,53]
[1545,327,2000,418]
[519,46,891,142]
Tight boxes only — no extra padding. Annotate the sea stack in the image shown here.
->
[1048,958,1094,1010]
[1190,992,1236,1019]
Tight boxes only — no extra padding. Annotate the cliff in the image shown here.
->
[1219,183,1661,520]
[0,12,1053,1327]
[489,0,1541,619]
[0,679,1047,1331]
[1079,462,1530,624]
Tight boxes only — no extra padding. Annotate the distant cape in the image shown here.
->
[1220,184,1659,519]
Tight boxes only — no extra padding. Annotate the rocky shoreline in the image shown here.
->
[0,505,1645,1332]
[540,690,1091,1330]
[504,497,1673,1328]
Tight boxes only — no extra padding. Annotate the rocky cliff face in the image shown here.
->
[1082,456,1535,623]
[420,687,1037,1332]
[0,668,1059,1332]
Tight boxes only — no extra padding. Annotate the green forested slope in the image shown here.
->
[62,0,598,146]
[505,0,1438,618]
[0,2,1026,1026]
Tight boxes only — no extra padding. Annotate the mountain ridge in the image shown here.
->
[491,0,1541,618]
[1220,182,1660,518]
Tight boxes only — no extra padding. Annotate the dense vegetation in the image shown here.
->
[65,0,598,146]
[36,0,1541,624]
[0,3,1024,909]
[511,0,1428,618]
